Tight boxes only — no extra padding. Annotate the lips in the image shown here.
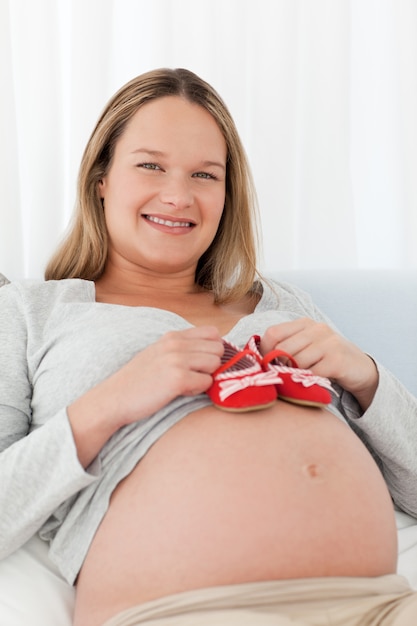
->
[144,214,195,228]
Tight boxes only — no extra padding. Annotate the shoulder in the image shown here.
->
[256,277,320,317]
[1,277,93,298]
[0,278,95,320]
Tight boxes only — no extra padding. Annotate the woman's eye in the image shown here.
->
[193,172,216,180]
[138,163,160,171]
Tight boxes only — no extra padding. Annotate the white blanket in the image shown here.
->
[0,511,416,626]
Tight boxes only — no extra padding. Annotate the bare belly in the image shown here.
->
[73,401,398,626]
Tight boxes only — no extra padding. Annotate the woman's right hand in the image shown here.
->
[67,326,224,468]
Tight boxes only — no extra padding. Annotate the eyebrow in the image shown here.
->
[131,148,226,171]
[131,148,164,157]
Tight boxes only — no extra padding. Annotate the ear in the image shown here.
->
[98,178,106,198]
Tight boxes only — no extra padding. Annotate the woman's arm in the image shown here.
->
[0,283,223,557]
[67,326,223,468]
[0,408,100,560]
[0,284,99,559]
[263,279,417,515]
[342,363,417,518]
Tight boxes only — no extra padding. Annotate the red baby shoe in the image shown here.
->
[207,340,282,412]
[246,335,333,408]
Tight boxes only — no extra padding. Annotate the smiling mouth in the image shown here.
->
[144,215,194,228]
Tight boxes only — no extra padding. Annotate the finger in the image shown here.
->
[261,318,312,352]
[187,335,225,354]
[262,320,337,371]
[186,351,223,375]
[156,352,221,397]
[261,321,310,360]
[286,334,347,378]
[179,371,216,396]
[159,329,224,357]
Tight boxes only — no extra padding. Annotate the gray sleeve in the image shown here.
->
[0,409,100,559]
[343,363,417,518]
[0,285,99,560]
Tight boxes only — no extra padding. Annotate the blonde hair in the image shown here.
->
[45,68,261,302]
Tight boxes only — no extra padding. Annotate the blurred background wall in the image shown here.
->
[1,0,416,280]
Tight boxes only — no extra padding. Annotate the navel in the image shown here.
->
[303,463,321,479]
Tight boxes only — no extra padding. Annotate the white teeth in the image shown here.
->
[146,215,192,228]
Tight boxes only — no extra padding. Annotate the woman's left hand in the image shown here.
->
[260,318,379,411]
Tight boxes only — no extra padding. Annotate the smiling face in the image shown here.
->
[98,96,227,279]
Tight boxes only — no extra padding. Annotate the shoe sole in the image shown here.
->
[212,400,277,413]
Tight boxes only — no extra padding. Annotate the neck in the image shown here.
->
[95,264,203,298]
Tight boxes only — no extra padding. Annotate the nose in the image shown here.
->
[159,174,193,210]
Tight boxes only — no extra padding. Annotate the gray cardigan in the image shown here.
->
[1,278,416,584]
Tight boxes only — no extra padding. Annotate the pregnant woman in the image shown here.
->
[1,68,417,626]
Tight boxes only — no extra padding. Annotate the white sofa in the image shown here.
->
[1,269,416,625]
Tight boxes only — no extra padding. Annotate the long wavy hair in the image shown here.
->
[45,68,261,302]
